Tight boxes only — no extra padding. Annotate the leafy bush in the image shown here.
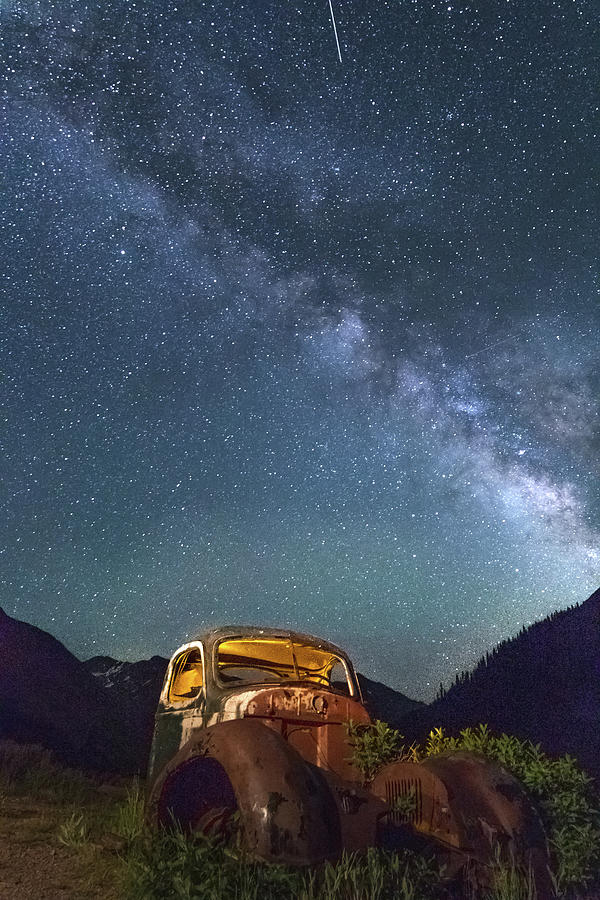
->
[345,718,412,782]
[348,721,600,895]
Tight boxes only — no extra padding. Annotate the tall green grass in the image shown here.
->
[467,845,537,900]
[109,776,145,842]
[123,828,445,900]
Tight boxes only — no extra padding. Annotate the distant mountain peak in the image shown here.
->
[0,609,155,774]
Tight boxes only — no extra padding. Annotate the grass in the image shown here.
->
[58,810,90,846]
[123,829,447,900]
[0,740,132,898]
[2,738,599,899]
[109,777,145,843]
[464,845,538,900]
[485,865,537,900]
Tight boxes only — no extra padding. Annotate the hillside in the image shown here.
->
[2,594,598,780]
[0,608,147,774]
[399,587,600,779]
[357,673,424,723]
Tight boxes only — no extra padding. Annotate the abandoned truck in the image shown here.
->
[146,626,549,888]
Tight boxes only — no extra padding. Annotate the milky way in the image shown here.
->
[1,0,598,698]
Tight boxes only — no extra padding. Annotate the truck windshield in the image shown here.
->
[216,637,353,695]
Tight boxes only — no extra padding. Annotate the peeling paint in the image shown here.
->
[146,626,551,891]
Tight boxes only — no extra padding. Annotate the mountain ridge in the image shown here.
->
[1,590,598,778]
[0,607,140,772]
[397,587,600,779]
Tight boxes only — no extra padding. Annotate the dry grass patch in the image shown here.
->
[0,741,131,899]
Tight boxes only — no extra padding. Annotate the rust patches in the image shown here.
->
[146,626,550,892]
[266,792,287,814]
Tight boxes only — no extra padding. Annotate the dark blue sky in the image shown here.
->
[1,0,598,698]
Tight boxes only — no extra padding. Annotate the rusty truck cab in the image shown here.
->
[148,626,371,789]
[147,626,551,887]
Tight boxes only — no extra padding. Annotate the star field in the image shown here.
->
[1,0,598,699]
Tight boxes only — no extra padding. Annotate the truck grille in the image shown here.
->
[385,777,423,827]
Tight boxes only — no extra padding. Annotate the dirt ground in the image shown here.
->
[1,783,599,900]
[0,793,125,900]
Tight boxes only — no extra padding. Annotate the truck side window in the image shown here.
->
[168,647,204,703]
[328,659,351,696]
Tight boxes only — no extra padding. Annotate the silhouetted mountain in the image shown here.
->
[358,673,424,723]
[399,587,600,780]
[0,607,424,774]
[5,595,597,781]
[84,655,120,670]
[0,608,143,773]
[83,654,168,700]
[83,653,168,768]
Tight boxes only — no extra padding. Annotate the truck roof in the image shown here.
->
[186,624,352,661]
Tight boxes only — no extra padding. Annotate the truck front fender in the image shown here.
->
[147,717,342,865]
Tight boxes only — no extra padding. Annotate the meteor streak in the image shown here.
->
[464,313,564,360]
[328,0,343,64]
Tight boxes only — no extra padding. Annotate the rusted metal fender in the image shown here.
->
[147,718,342,865]
[371,751,551,893]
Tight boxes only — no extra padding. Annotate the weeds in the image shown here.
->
[345,718,411,782]
[58,811,89,847]
[124,826,446,900]
[473,845,538,900]
[301,847,443,900]
[110,778,145,843]
[124,826,303,900]
[390,787,417,821]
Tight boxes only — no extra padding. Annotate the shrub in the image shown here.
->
[0,740,56,784]
[0,739,94,805]
[345,718,412,782]
[348,721,600,895]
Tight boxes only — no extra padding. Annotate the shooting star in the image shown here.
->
[328,0,343,64]
[464,313,565,360]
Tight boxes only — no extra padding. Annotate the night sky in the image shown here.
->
[1,0,598,699]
